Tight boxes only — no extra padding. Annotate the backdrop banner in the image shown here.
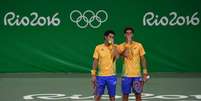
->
[0,0,201,72]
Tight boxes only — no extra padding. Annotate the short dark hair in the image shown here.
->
[104,30,115,36]
[124,27,134,34]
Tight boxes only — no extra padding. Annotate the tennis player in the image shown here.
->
[91,30,119,101]
[118,27,149,101]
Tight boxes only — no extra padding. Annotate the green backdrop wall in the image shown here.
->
[0,0,201,72]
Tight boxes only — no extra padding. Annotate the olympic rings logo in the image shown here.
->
[70,10,108,28]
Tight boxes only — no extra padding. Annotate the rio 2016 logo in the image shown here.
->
[2,10,108,29]
[143,12,200,26]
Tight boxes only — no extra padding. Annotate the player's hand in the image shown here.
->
[125,34,132,44]
[91,75,96,89]
[122,47,131,59]
[143,73,150,82]
[108,39,114,45]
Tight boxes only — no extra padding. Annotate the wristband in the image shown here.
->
[143,69,148,74]
[91,70,96,76]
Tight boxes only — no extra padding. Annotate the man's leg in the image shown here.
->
[133,77,143,101]
[107,76,117,101]
[109,96,115,101]
[95,96,101,101]
[95,76,105,101]
[122,94,129,101]
[121,77,132,101]
[135,94,141,101]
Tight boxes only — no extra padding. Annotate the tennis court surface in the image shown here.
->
[0,73,201,101]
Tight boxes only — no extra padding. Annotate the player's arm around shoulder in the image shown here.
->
[112,44,120,59]
[117,43,129,58]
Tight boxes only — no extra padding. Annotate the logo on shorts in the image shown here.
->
[133,81,142,93]
[113,81,117,85]
[70,10,108,28]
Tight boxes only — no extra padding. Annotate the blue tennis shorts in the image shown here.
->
[121,77,143,95]
[95,76,117,96]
